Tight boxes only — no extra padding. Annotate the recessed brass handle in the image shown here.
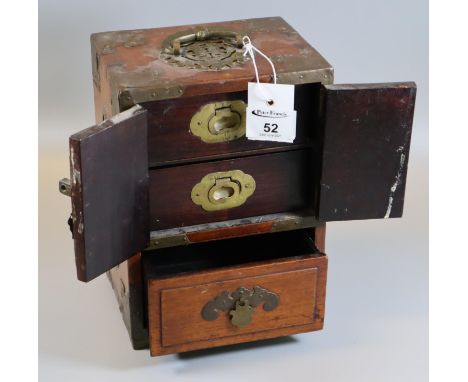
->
[168,30,243,56]
[160,28,246,70]
[209,106,241,134]
[190,100,246,143]
[191,170,255,212]
[201,286,279,328]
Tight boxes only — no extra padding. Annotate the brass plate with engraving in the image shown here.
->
[190,100,246,143]
[191,170,255,212]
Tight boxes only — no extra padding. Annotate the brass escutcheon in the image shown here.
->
[201,286,279,328]
[190,100,246,143]
[191,170,255,212]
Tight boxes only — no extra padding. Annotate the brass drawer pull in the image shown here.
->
[190,100,246,143]
[201,286,279,328]
[191,170,255,211]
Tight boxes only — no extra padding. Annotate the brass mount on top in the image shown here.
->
[160,28,247,70]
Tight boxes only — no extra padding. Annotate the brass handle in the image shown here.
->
[169,30,242,56]
[160,28,246,70]
[201,286,279,328]
[190,100,246,143]
[191,170,255,212]
[208,106,241,134]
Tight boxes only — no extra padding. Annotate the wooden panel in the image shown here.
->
[149,150,313,230]
[107,253,148,349]
[318,82,416,221]
[314,223,326,253]
[146,249,327,356]
[186,221,274,243]
[69,106,149,281]
[143,83,320,166]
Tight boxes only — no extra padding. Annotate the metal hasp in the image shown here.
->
[59,178,71,197]
[229,299,254,328]
[160,28,246,70]
[201,286,279,328]
[191,170,256,212]
[190,100,246,143]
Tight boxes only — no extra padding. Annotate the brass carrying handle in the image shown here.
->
[201,286,279,328]
[170,30,243,55]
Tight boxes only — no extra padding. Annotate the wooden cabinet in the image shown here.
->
[60,17,416,355]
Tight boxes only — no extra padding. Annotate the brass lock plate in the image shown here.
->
[229,299,253,328]
[191,170,255,212]
[160,27,246,70]
[201,286,279,328]
[190,100,246,143]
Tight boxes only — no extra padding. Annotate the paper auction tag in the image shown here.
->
[246,82,297,143]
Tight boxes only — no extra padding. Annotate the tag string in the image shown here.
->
[242,36,277,104]
[242,36,277,84]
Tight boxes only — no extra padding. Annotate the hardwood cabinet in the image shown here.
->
[60,17,416,355]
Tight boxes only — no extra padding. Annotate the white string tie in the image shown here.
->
[242,36,277,105]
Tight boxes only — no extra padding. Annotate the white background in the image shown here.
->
[37,1,429,381]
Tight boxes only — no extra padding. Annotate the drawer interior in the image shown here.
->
[142,229,322,279]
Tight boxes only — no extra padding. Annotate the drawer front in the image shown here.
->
[147,254,327,356]
[149,149,314,231]
[143,82,320,167]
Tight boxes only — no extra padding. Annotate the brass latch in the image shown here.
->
[191,170,255,211]
[190,100,246,143]
[59,178,71,197]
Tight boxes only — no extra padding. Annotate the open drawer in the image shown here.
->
[143,229,328,356]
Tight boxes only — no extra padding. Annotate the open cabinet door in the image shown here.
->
[69,105,149,282]
[318,82,416,221]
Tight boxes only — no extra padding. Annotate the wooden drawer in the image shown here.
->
[149,149,314,231]
[143,82,320,167]
[143,230,327,356]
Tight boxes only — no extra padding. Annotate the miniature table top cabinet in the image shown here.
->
[59,17,416,355]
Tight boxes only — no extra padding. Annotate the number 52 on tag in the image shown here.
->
[246,108,297,143]
[246,83,297,143]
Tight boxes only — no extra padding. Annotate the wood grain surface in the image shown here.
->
[160,268,318,347]
[69,106,149,281]
[107,253,148,349]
